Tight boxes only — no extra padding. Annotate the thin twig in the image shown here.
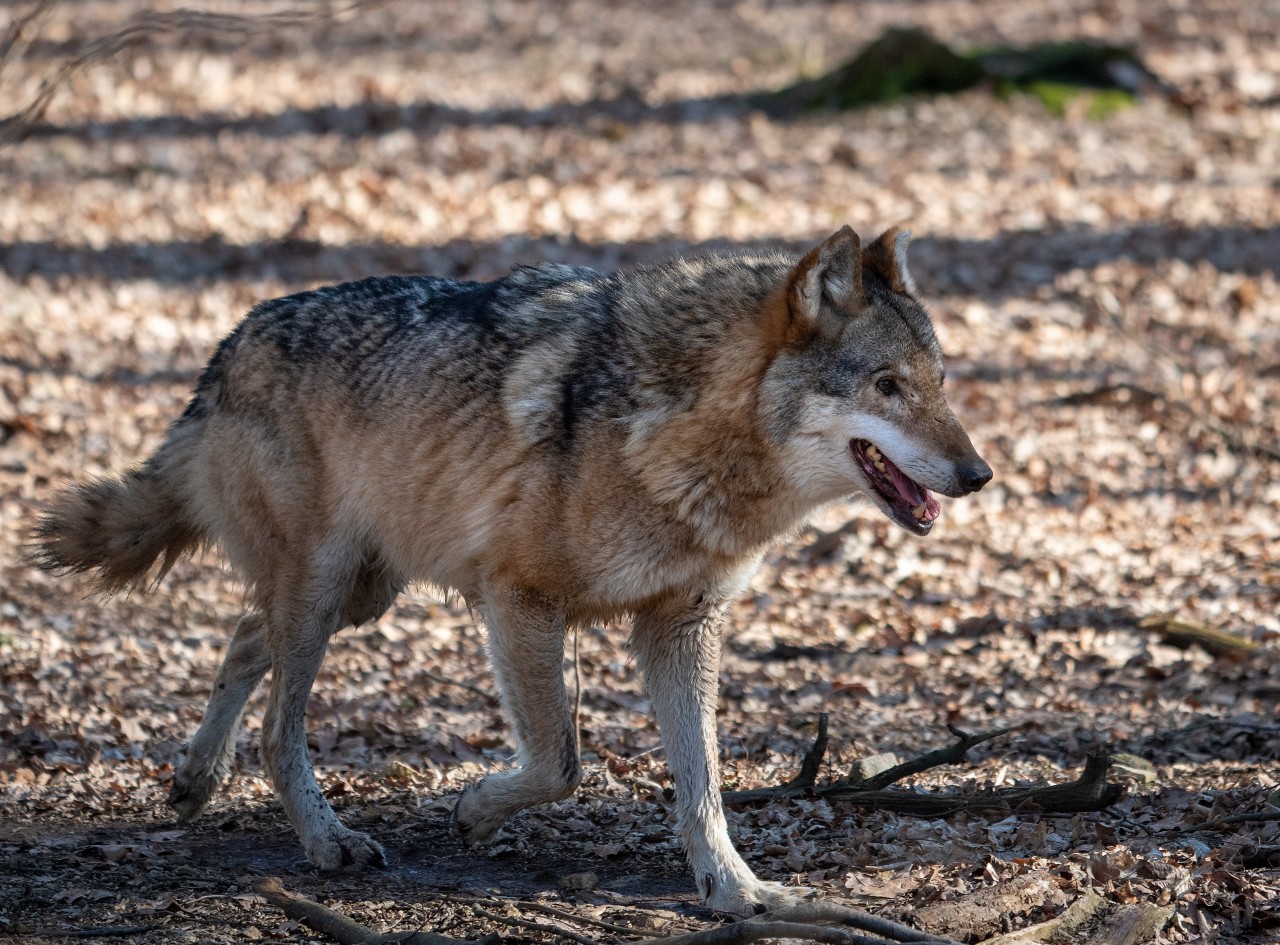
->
[859,724,1013,791]
[0,0,60,88]
[421,670,500,705]
[21,928,158,939]
[723,713,829,803]
[254,877,483,945]
[471,904,598,945]
[1156,808,1280,836]
[0,0,392,145]
[726,721,1122,817]
[645,904,962,945]
[516,899,656,937]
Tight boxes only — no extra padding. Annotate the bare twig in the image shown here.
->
[1040,383,1163,409]
[421,669,500,705]
[646,903,963,945]
[0,0,392,145]
[515,899,660,937]
[0,0,60,88]
[254,877,486,945]
[856,725,1013,791]
[470,904,598,945]
[20,928,158,939]
[725,721,1123,817]
[1156,808,1280,836]
[722,713,829,803]
[1136,615,1259,658]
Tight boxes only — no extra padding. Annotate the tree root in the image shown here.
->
[255,878,964,945]
[723,715,1126,816]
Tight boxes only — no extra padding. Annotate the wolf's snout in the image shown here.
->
[957,458,993,494]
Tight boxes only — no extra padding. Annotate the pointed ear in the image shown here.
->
[787,226,865,329]
[863,226,917,295]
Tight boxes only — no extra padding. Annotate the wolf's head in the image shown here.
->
[764,226,991,535]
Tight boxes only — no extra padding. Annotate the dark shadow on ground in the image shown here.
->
[21,91,746,144]
[2,224,1277,293]
[0,799,700,910]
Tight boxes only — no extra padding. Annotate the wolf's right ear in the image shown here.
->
[787,226,865,333]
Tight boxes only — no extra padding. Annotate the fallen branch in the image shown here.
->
[254,877,491,945]
[470,904,597,945]
[1084,903,1174,945]
[0,0,391,145]
[1242,844,1280,869]
[979,892,1106,944]
[18,928,158,939]
[855,725,1014,791]
[910,873,1066,942]
[1156,807,1280,836]
[725,721,1125,817]
[818,753,1122,816]
[514,898,675,936]
[255,878,964,945]
[646,903,963,945]
[1136,615,1259,658]
[978,891,1172,945]
[421,669,501,705]
[723,714,829,803]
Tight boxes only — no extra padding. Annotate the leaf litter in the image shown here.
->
[0,0,1278,942]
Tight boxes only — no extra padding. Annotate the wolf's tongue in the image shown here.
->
[885,459,925,507]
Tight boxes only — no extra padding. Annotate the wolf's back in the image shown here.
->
[28,271,570,593]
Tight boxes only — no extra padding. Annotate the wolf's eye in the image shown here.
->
[876,377,900,396]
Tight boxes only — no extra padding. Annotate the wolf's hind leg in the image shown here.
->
[454,589,580,843]
[260,549,386,871]
[169,611,270,822]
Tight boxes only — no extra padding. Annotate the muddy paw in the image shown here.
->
[452,782,509,845]
[705,879,815,917]
[305,828,386,871]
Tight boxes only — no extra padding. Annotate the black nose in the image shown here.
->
[958,459,993,494]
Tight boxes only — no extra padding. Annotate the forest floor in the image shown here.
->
[1,1,1278,942]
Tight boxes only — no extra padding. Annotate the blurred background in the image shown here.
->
[0,1,1277,942]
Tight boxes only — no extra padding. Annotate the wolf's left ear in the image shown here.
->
[863,227,917,295]
[788,226,866,331]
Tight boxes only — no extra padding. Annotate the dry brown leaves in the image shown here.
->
[1,0,1277,943]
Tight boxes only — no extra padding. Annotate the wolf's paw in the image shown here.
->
[305,827,387,871]
[704,878,816,917]
[452,781,509,845]
[167,768,222,823]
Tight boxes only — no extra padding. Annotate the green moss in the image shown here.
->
[1086,88,1136,119]
[770,29,984,112]
[766,30,1156,120]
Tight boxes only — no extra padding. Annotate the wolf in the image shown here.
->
[33,226,990,915]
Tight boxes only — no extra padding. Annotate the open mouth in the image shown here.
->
[850,439,942,535]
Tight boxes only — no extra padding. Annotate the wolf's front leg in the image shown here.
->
[453,587,581,842]
[633,595,810,916]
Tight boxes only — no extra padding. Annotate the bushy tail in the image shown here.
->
[31,425,205,593]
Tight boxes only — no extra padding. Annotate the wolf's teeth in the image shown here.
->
[874,460,887,473]
[866,445,881,460]
[912,503,926,520]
